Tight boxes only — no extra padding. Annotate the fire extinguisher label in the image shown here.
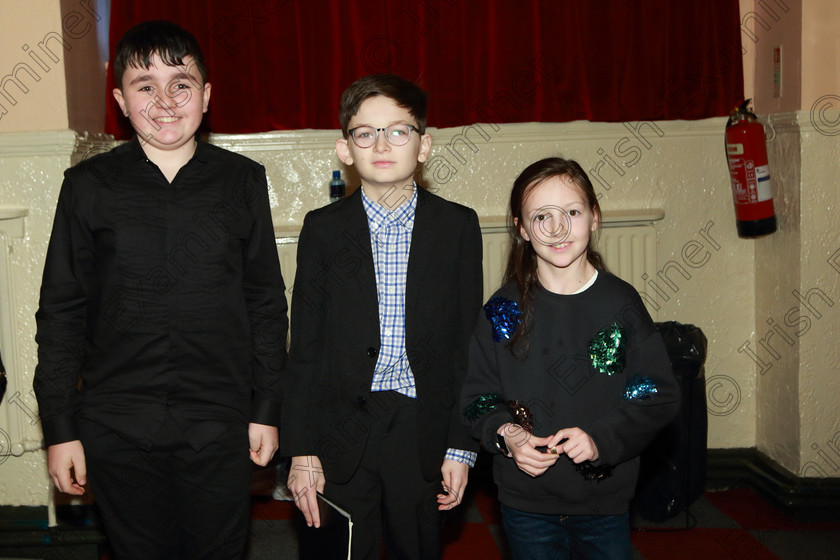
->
[727,143,744,155]
[756,165,772,202]
[746,160,757,203]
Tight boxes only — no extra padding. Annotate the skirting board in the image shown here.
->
[706,448,840,522]
[0,505,104,558]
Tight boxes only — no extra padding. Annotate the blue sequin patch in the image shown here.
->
[623,375,658,400]
[588,323,626,375]
[484,297,521,342]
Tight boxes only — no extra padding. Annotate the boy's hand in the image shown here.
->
[499,423,561,477]
[248,423,279,466]
[553,427,599,463]
[438,459,469,510]
[47,440,87,495]
[287,455,325,528]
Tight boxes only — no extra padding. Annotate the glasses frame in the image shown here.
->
[347,124,419,148]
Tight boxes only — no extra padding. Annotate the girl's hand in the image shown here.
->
[498,423,560,477]
[552,427,599,463]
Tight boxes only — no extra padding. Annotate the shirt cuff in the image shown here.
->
[40,413,80,447]
[445,448,478,468]
[250,395,281,427]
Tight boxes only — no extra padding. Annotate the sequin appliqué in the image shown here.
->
[464,393,503,420]
[623,375,658,400]
[484,297,521,342]
[588,323,626,375]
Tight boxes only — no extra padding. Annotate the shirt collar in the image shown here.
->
[125,136,208,163]
[361,185,418,232]
[127,138,148,161]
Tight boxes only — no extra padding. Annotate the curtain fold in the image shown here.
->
[105,0,744,138]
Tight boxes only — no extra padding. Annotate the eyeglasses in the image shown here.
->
[348,123,418,148]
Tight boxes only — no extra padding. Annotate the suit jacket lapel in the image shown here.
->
[406,189,442,317]
[339,189,378,313]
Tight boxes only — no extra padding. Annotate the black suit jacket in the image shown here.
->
[281,187,483,483]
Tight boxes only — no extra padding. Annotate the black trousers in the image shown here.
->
[79,414,252,559]
[317,392,445,560]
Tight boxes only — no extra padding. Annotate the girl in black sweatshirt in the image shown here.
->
[461,157,679,560]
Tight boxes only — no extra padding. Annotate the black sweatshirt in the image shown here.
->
[461,271,680,515]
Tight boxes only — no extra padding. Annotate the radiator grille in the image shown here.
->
[1,231,42,458]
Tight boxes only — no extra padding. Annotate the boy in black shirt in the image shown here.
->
[34,20,287,558]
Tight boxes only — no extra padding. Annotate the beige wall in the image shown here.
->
[789,0,840,471]
[746,0,840,475]
[801,0,840,108]
[797,125,840,477]
[1,0,838,507]
[0,0,104,134]
[0,0,69,131]
[740,0,756,102]
[754,113,803,471]
[751,0,802,113]
[753,118,840,476]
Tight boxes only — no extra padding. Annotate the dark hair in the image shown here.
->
[503,157,606,357]
[113,20,207,88]
[338,74,428,137]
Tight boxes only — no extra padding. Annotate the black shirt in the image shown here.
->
[34,140,288,451]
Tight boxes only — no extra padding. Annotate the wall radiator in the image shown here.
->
[1,209,42,463]
[276,215,660,320]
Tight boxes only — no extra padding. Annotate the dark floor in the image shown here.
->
[5,466,836,559]
[244,473,840,560]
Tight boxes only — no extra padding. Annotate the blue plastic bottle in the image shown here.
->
[329,170,345,203]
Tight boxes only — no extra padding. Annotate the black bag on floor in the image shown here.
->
[631,321,708,522]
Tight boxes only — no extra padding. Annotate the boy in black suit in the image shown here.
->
[34,21,287,558]
[283,74,483,559]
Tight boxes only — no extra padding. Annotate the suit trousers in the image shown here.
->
[321,391,446,560]
[79,413,252,559]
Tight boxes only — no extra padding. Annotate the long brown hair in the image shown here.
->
[502,157,606,357]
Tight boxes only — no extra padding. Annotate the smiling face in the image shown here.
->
[335,95,432,202]
[516,174,599,287]
[113,52,210,160]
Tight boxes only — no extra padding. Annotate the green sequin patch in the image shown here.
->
[464,393,503,420]
[588,323,626,375]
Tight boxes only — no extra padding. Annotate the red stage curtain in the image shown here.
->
[105,0,744,138]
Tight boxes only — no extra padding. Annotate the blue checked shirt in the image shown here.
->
[362,187,476,468]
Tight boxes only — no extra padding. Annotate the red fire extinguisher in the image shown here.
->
[725,99,777,237]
